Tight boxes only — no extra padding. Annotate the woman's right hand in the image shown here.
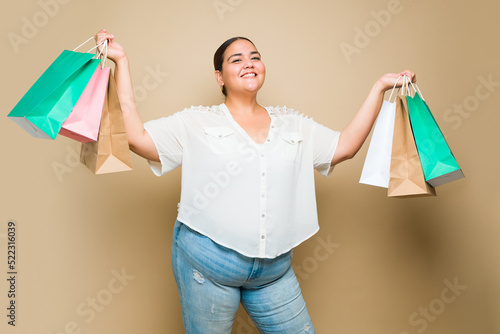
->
[94,29,126,64]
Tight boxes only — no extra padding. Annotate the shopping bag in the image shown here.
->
[59,42,110,142]
[406,83,465,187]
[388,96,436,197]
[8,38,101,139]
[360,77,402,188]
[80,70,133,174]
[359,100,396,188]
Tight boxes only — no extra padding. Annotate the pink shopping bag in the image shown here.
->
[59,66,110,142]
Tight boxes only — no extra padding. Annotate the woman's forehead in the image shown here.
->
[226,39,258,55]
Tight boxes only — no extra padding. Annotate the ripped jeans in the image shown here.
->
[171,220,315,334]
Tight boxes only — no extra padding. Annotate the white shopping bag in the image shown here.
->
[359,76,402,188]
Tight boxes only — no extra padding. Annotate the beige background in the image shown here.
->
[1,0,499,333]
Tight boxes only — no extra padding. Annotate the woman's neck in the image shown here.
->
[224,94,261,116]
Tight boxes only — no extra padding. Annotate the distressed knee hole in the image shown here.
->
[193,270,205,284]
[304,323,311,332]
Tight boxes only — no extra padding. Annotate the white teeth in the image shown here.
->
[242,73,256,78]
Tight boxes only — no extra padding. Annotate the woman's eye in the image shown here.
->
[252,57,261,61]
[232,59,241,63]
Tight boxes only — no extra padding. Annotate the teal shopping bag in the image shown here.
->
[8,49,100,139]
[406,87,465,187]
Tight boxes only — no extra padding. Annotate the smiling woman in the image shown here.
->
[213,37,264,97]
[93,29,415,334]
[212,38,271,144]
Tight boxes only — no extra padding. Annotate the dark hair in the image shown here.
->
[213,37,255,96]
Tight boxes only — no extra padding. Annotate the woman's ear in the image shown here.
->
[215,70,224,87]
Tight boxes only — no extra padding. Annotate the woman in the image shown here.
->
[94,29,415,333]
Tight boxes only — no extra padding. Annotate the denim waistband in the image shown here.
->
[173,220,293,288]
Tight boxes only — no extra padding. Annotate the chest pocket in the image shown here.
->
[279,132,303,162]
[204,127,239,154]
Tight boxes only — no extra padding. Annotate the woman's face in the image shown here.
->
[216,39,266,97]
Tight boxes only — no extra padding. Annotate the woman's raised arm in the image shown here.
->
[330,70,415,166]
[94,29,159,162]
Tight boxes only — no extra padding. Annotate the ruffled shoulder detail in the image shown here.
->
[267,106,300,117]
[180,105,225,116]
[178,105,302,118]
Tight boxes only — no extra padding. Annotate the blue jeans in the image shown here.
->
[171,220,315,334]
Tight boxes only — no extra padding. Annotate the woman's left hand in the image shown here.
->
[377,69,416,92]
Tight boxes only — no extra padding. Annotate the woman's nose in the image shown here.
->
[244,59,254,68]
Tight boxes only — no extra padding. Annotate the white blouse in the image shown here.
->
[144,104,340,258]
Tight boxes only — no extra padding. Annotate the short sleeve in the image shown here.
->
[311,121,341,177]
[143,113,183,176]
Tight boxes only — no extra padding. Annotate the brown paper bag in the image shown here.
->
[80,70,133,174]
[388,96,435,197]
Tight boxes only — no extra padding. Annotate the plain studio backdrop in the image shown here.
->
[1,0,499,333]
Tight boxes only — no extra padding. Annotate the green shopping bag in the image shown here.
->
[8,39,101,139]
[406,81,465,187]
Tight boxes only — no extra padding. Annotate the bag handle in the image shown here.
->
[400,75,413,97]
[95,39,108,69]
[408,78,425,101]
[399,74,426,100]
[73,36,107,54]
[388,75,403,102]
[73,36,108,68]
[73,36,95,52]
[400,75,407,96]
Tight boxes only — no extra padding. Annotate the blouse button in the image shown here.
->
[261,235,266,239]
[291,140,295,143]
[261,172,265,177]
[261,213,265,218]
[271,125,275,129]
[218,135,222,138]
[266,139,271,142]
